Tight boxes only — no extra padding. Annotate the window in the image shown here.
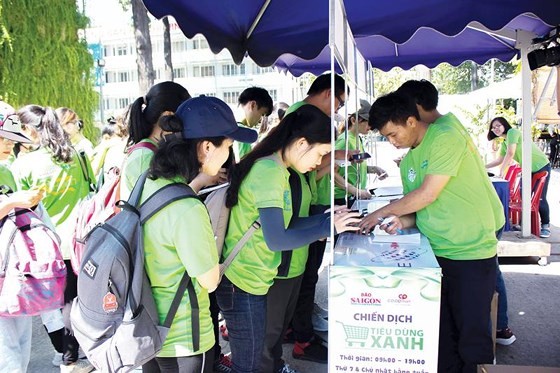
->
[173,67,186,78]
[254,65,274,74]
[192,37,209,50]
[118,98,130,108]
[240,63,246,75]
[193,65,215,77]
[116,45,128,56]
[223,91,240,104]
[269,89,278,102]
[201,92,216,97]
[118,71,130,82]
[172,40,186,53]
[222,64,238,76]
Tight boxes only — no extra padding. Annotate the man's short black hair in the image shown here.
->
[307,73,347,98]
[238,87,273,116]
[369,92,420,132]
[396,79,439,111]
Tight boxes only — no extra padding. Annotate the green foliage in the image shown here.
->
[431,59,517,95]
[373,67,416,96]
[457,103,491,147]
[0,0,98,143]
[493,104,517,125]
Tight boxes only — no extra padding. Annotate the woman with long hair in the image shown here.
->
[140,96,258,373]
[485,116,551,237]
[216,104,360,372]
[120,81,191,199]
[11,105,95,372]
[56,107,94,158]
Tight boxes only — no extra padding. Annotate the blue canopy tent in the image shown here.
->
[142,0,558,68]
[142,0,559,237]
[275,14,555,75]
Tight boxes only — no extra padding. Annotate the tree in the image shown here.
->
[0,0,98,142]
[162,16,173,81]
[120,0,155,93]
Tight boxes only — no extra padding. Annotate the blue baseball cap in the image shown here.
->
[176,96,258,143]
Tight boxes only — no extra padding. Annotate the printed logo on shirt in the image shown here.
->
[421,160,428,169]
[407,168,416,183]
[283,190,292,210]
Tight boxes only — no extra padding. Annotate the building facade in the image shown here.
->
[86,20,306,120]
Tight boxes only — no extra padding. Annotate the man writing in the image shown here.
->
[359,92,497,372]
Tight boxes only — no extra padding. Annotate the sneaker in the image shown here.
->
[540,224,551,238]
[219,324,229,341]
[52,352,63,367]
[59,359,94,373]
[496,327,516,346]
[313,303,328,319]
[277,364,299,373]
[292,338,328,364]
[214,353,232,373]
[312,311,328,332]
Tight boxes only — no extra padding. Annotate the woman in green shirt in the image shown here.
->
[120,81,191,199]
[217,105,360,372]
[486,116,551,237]
[141,96,258,373]
[13,105,95,372]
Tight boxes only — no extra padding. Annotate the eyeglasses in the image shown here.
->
[335,95,345,111]
[491,123,503,130]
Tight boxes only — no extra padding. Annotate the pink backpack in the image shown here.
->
[71,141,157,274]
[0,208,66,316]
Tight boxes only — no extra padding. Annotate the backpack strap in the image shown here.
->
[73,147,96,193]
[135,177,201,350]
[127,141,157,155]
[139,182,198,224]
[219,220,261,278]
[163,270,200,352]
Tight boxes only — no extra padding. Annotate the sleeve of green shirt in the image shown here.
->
[426,129,466,176]
[247,162,287,209]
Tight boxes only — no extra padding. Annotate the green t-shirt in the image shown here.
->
[223,157,292,295]
[284,101,307,117]
[334,131,367,199]
[11,147,91,258]
[280,170,311,279]
[499,128,549,172]
[120,139,157,200]
[435,113,505,231]
[0,164,16,191]
[400,123,497,260]
[234,120,253,161]
[141,177,218,357]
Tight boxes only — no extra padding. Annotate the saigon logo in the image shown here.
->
[350,292,381,306]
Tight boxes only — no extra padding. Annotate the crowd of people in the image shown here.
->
[0,74,539,373]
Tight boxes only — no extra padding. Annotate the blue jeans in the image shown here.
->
[534,163,551,225]
[216,276,267,373]
[495,263,509,330]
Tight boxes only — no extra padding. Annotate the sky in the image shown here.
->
[84,0,131,28]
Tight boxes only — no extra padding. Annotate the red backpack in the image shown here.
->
[70,142,157,274]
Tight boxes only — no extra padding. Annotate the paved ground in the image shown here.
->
[28,142,560,372]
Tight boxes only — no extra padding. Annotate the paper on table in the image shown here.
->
[373,186,403,197]
[372,226,421,245]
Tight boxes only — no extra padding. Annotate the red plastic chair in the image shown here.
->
[504,165,522,199]
[509,171,548,236]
